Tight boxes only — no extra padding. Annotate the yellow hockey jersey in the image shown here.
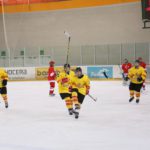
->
[57,70,75,94]
[0,68,8,88]
[128,66,146,84]
[71,74,90,95]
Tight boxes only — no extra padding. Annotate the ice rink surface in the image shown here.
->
[0,81,150,150]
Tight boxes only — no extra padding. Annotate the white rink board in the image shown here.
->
[5,67,35,80]
[80,66,87,75]
[81,66,122,79]
[113,65,122,78]
[4,66,122,80]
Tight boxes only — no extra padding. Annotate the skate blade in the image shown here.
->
[73,112,79,119]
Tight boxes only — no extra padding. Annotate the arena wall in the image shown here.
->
[0,0,140,13]
[0,2,150,50]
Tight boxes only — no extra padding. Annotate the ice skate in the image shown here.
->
[5,102,8,108]
[68,109,74,115]
[74,111,79,119]
[136,99,140,104]
[129,97,134,102]
[49,93,55,97]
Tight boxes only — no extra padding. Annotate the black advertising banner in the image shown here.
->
[141,0,150,20]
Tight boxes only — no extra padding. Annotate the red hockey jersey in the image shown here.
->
[122,63,132,73]
[48,67,56,80]
[139,61,146,69]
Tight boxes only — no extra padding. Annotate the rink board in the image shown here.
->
[4,65,150,82]
[4,65,122,81]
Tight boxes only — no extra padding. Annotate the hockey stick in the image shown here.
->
[103,71,108,79]
[88,94,97,102]
[118,64,125,79]
[64,31,71,64]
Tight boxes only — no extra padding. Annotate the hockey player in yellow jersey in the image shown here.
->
[57,64,76,115]
[128,60,146,104]
[69,67,90,118]
[0,68,9,108]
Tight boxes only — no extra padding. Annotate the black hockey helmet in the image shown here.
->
[75,67,82,73]
[64,63,70,68]
[135,59,140,64]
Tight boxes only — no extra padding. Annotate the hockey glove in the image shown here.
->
[137,77,143,82]
[86,89,89,95]
[2,79,7,86]
[86,86,90,95]
[124,77,129,81]
[69,86,72,92]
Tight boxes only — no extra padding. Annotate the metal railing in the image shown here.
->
[0,42,150,67]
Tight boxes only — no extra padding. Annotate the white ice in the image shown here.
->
[0,81,150,150]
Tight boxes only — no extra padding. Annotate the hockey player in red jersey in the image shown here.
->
[121,58,132,85]
[138,57,146,69]
[138,57,147,90]
[48,61,56,96]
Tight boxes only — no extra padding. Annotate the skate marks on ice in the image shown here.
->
[0,81,150,150]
